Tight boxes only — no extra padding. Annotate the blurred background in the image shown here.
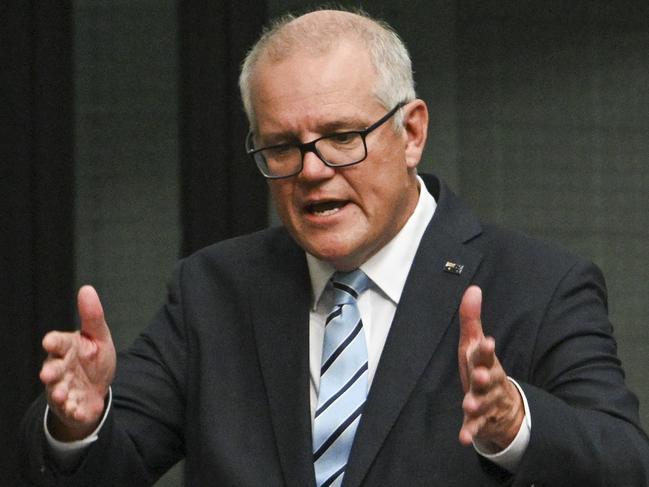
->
[2,1,648,485]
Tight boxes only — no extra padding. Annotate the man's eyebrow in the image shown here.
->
[319,117,368,133]
[256,131,291,144]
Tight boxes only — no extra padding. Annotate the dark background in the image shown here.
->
[2,1,648,485]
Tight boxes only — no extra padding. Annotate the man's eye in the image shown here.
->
[329,133,358,145]
[266,145,294,159]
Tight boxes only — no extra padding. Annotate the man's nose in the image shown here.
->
[299,149,335,180]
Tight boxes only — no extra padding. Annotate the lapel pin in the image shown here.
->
[443,261,464,275]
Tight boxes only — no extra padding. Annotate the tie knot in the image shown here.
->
[331,269,371,305]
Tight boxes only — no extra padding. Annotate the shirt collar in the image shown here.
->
[306,175,437,309]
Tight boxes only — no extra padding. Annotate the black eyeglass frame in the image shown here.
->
[245,101,407,179]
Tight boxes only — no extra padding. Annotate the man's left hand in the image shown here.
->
[457,285,525,451]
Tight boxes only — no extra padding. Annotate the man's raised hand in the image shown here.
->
[40,285,116,441]
[457,285,524,451]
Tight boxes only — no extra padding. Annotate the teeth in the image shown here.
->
[313,207,340,216]
[308,200,345,216]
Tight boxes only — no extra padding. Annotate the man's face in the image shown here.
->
[250,41,426,270]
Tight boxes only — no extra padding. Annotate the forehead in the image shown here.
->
[250,41,380,134]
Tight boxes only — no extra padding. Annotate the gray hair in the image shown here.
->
[238,8,417,130]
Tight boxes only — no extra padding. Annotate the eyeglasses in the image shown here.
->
[245,102,406,179]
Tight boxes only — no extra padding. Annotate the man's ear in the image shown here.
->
[401,99,429,169]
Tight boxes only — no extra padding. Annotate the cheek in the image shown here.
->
[358,173,403,214]
[357,175,412,233]
[269,183,293,216]
[270,183,309,236]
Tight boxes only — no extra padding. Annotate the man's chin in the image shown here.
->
[302,243,365,270]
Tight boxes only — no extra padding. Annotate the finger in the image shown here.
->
[462,390,481,416]
[42,331,76,357]
[49,381,70,406]
[468,366,492,394]
[77,285,110,341]
[467,336,496,371]
[458,425,473,446]
[459,286,484,348]
[463,380,500,415]
[40,357,66,384]
[458,286,485,393]
[462,382,501,417]
[459,414,487,446]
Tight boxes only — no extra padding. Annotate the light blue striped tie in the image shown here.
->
[313,269,371,487]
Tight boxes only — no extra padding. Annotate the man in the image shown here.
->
[21,9,649,487]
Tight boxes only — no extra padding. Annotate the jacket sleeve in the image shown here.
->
[512,260,649,487]
[19,260,189,487]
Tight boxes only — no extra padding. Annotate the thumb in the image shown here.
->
[77,285,110,341]
[458,285,484,392]
[459,285,484,347]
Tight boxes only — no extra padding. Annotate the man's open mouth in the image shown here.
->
[306,200,347,216]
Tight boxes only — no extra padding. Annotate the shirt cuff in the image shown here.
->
[473,377,531,473]
[43,387,112,470]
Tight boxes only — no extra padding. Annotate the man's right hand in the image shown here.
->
[40,285,116,442]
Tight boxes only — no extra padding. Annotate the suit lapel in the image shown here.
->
[343,176,484,487]
[249,231,316,487]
